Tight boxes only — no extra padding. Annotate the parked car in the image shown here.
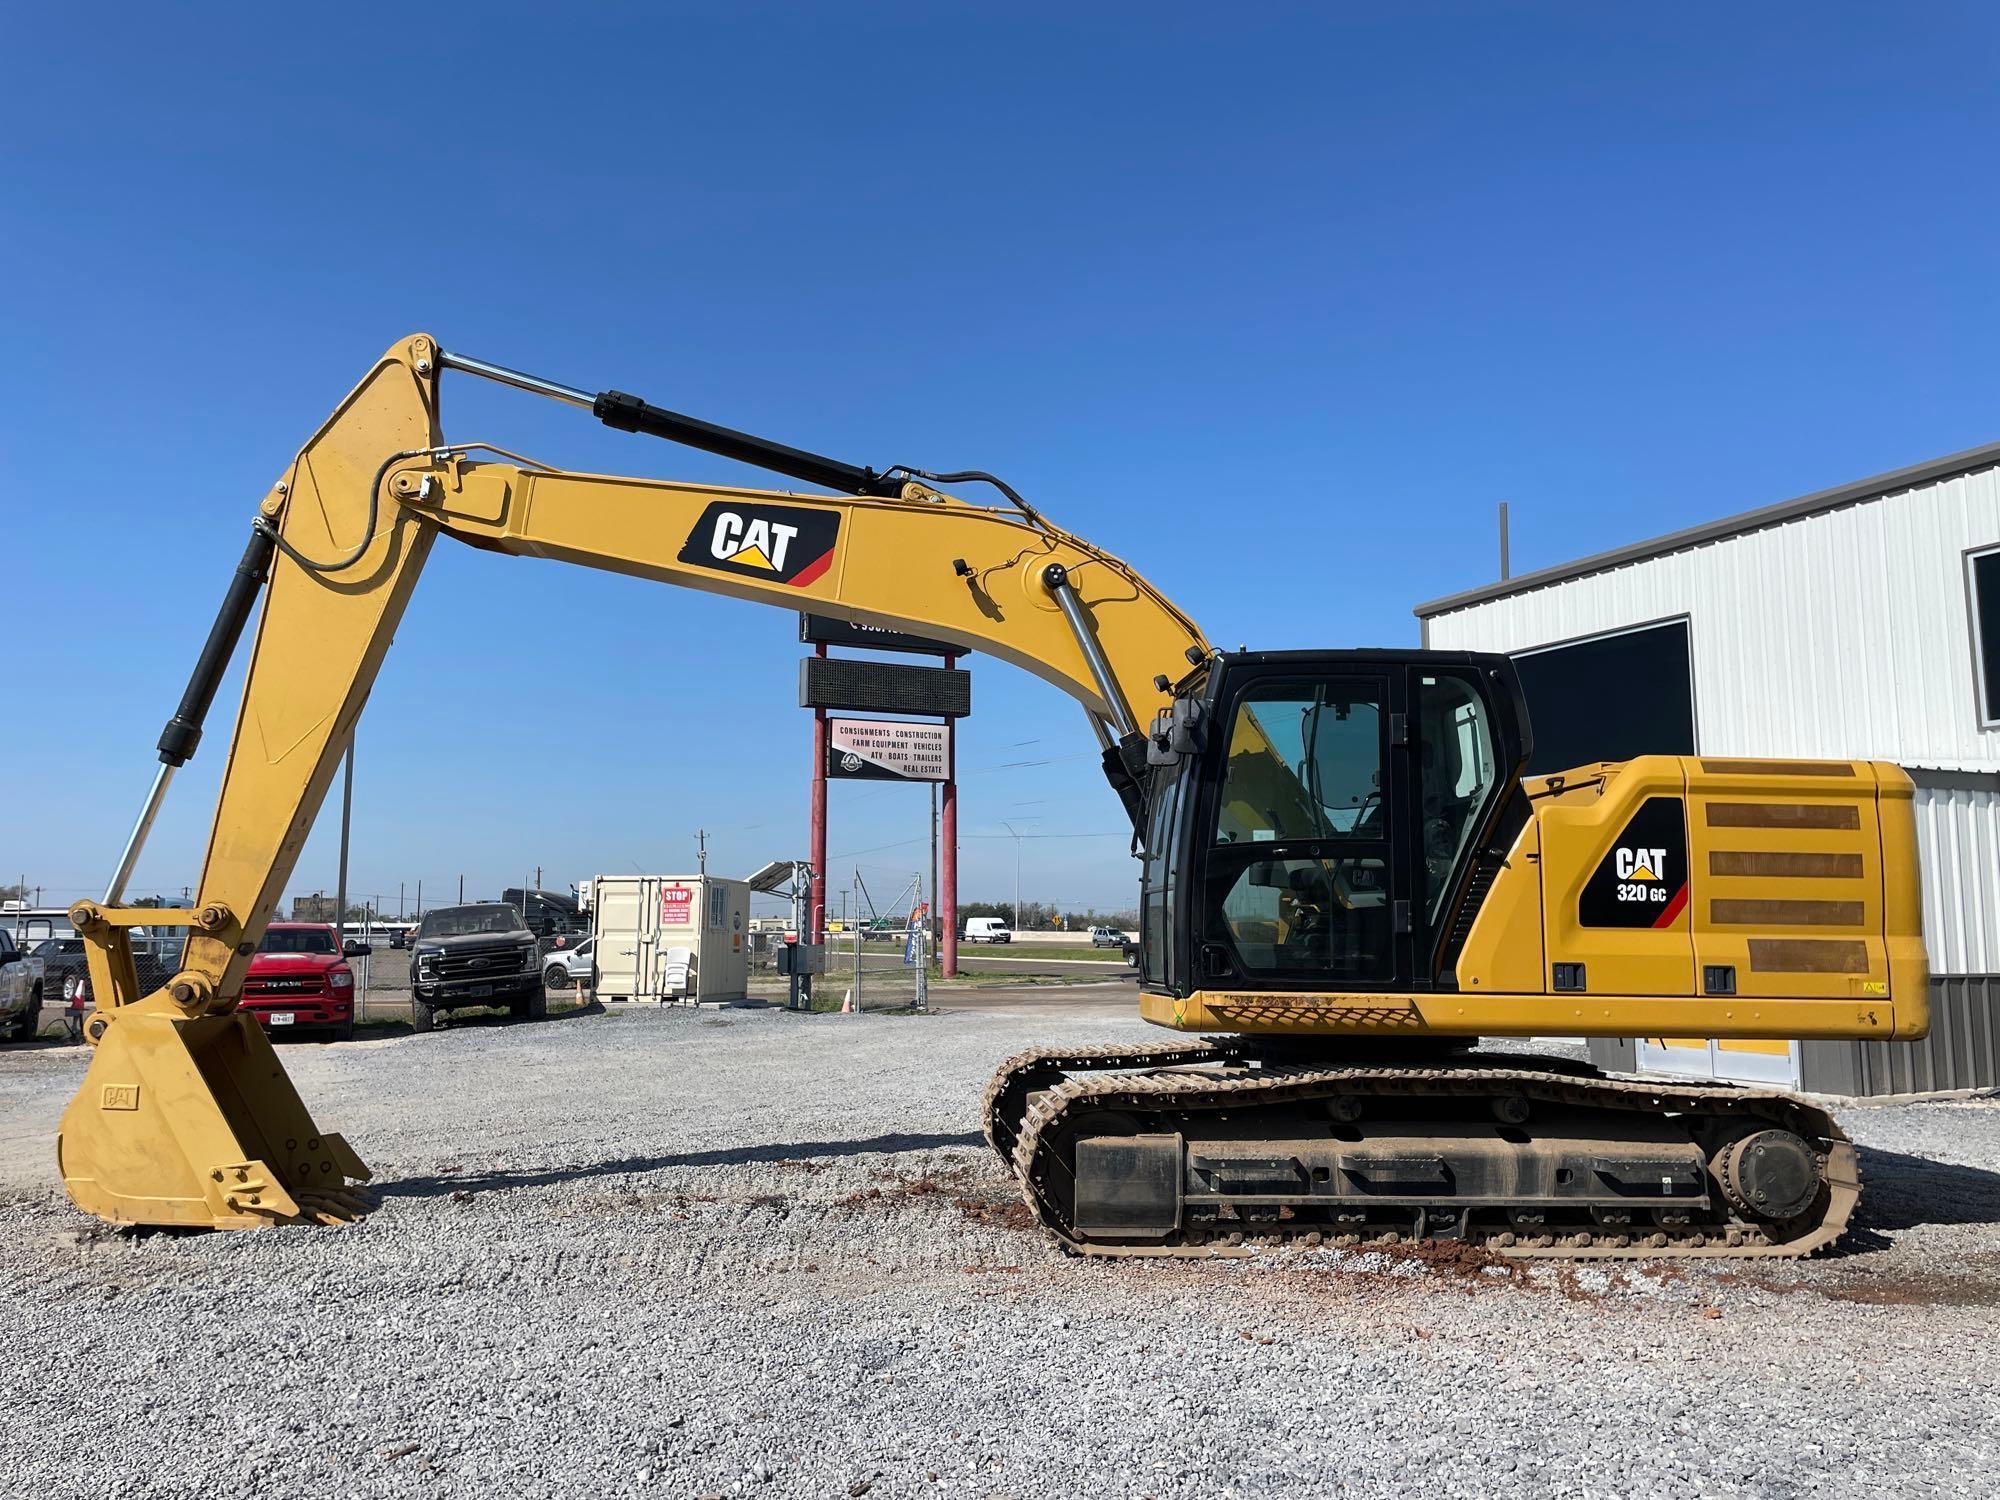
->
[1085,925,1141,967]
[0,929,45,1041]
[542,935,596,990]
[963,917,1013,944]
[409,903,544,1032]
[241,922,359,1041]
[31,937,86,1005]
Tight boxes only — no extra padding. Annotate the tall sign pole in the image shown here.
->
[941,653,959,977]
[809,642,828,944]
[800,615,968,976]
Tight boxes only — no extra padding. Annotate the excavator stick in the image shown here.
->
[58,336,442,1230]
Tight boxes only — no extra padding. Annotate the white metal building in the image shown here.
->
[1416,441,2000,1094]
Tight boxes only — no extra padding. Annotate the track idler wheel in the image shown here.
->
[1714,1129,1822,1223]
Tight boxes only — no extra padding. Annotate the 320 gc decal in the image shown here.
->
[1579,795,1689,929]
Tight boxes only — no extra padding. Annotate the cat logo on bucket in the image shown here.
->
[677,501,839,587]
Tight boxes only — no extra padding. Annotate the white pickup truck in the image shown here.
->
[0,928,46,1041]
[541,935,596,990]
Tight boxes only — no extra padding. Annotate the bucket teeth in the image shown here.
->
[294,1186,375,1225]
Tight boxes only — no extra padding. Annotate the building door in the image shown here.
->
[1635,1036,1799,1087]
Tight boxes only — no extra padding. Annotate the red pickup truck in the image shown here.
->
[241,922,357,1040]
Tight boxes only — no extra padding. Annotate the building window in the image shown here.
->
[1511,619,1696,776]
[1969,547,2000,729]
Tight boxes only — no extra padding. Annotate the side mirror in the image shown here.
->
[343,940,372,957]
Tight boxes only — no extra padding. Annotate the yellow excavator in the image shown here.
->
[60,335,1927,1259]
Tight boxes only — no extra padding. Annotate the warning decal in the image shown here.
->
[661,884,695,926]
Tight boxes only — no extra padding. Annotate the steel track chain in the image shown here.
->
[1001,1054,1860,1262]
[979,1039,1239,1164]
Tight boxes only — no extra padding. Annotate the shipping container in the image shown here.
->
[588,874,750,1004]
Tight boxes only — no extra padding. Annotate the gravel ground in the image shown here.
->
[2,1001,1997,1499]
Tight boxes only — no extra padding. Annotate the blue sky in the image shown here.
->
[4,3,1995,916]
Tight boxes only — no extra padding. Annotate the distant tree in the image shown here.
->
[0,882,28,904]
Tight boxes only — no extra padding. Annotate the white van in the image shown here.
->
[963,917,1013,945]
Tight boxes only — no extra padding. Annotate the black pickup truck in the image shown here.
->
[407,903,544,1032]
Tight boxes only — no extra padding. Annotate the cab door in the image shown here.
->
[1189,665,1412,992]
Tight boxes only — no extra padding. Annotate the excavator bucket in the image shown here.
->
[58,1003,372,1229]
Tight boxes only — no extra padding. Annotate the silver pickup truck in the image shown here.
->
[0,928,46,1041]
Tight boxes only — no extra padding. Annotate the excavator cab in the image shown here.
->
[1133,650,1529,1001]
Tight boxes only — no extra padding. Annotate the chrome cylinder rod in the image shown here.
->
[1043,563,1139,739]
[437,349,595,410]
[105,763,175,904]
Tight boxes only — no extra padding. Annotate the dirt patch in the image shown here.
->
[1712,1262,2000,1309]
[1385,1238,1518,1279]
[839,1175,947,1209]
[1823,1274,2000,1308]
[954,1193,1036,1231]
[834,1163,1037,1232]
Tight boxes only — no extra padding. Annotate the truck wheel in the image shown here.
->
[11,988,40,1040]
[411,995,435,1033]
[544,966,570,991]
[333,1017,356,1042]
[528,985,547,1020]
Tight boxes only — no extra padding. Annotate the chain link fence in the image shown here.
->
[827,923,930,1012]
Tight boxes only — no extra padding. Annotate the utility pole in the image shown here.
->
[929,784,939,964]
[458,874,464,903]
[1001,821,1026,931]
[1499,500,1511,582]
[399,881,405,919]
[696,830,707,876]
[415,878,422,921]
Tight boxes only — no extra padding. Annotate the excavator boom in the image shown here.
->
[59,334,1205,1226]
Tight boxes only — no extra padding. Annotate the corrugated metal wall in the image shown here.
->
[1425,461,2000,984]
[1425,463,2000,769]
[1801,978,2000,1096]
[1911,781,2000,974]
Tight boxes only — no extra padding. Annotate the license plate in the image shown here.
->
[465,984,492,998]
[270,1013,296,1026]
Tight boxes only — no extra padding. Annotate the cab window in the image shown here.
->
[1215,683,1384,844]
[1416,674,1499,921]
